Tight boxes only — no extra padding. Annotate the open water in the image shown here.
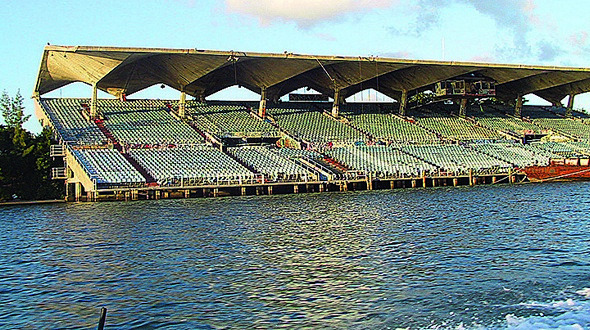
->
[2,182,590,329]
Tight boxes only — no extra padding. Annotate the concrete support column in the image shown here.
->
[241,187,247,196]
[367,174,373,190]
[453,178,458,187]
[213,188,219,197]
[515,94,523,117]
[75,183,82,202]
[412,180,417,188]
[90,83,98,118]
[469,169,474,186]
[459,98,468,116]
[293,185,299,193]
[179,89,186,118]
[258,87,267,118]
[319,183,325,192]
[399,90,408,116]
[566,93,575,118]
[155,190,161,200]
[390,180,396,189]
[332,89,340,117]
[268,186,273,195]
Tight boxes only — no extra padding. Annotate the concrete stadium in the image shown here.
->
[34,45,590,201]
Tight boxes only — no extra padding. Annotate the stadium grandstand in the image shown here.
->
[34,45,590,201]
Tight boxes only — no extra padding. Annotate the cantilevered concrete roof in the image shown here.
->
[34,45,590,104]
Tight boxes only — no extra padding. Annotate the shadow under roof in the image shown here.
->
[35,45,590,105]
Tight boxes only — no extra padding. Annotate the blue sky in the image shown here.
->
[2,0,590,132]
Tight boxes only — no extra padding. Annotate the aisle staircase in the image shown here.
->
[94,118,158,186]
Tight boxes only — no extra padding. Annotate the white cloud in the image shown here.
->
[224,0,398,27]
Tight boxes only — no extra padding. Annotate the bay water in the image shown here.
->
[2,182,590,329]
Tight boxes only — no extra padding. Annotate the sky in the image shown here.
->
[2,0,590,133]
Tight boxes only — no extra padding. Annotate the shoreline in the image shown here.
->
[0,199,66,206]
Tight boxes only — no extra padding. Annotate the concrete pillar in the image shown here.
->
[453,178,458,187]
[241,186,247,196]
[459,98,468,116]
[258,87,267,118]
[399,90,408,116]
[492,176,497,184]
[319,183,325,192]
[213,188,219,197]
[332,89,340,117]
[293,185,299,193]
[179,89,186,118]
[184,190,190,198]
[268,186,273,195]
[155,190,161,200]
[469,169,474,186]
[412,180,417,188]
[90,83,98,118]
[433,178,438,187]
[422,175,427,187]
[566,93,575,118]
[390,180,396,189]
[515,94,523,117]
[75,183,82,202]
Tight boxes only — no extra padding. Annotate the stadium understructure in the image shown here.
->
[34,46,590,201]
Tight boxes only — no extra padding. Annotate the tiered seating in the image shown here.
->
[565,141,590,156]
[521,106,561,119]
[228,146,315,181]
[275,148,323,159]
[401,144,512,175]
[129,145,253,186]
[269,108,366,144]
[473,111,544,136]
[527,142,589,158]
[345,113,438,143]
[100,100,204,145]
[40,98,107,145]
[470,143,553,167]
[187,102,280,138]
[70,147,145,185]
[531,118,590,139]
[327,146,437,178]
[415,113,502,141]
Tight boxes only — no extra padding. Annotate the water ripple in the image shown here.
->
[1,182,590,328]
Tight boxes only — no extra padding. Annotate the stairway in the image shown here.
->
[94,118,158,186]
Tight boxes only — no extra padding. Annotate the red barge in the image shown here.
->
[522,158,590,182]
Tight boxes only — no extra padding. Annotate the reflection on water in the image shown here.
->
[2,182,590,329]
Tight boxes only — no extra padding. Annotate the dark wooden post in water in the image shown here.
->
[97,307,107,330]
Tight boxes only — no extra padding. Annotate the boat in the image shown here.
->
[521,158,590,182]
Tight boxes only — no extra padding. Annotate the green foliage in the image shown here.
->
[0,91,63,201]
[1,90,30,129]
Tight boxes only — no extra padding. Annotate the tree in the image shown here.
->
[1,90,30,129]
[0,91,63,201]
